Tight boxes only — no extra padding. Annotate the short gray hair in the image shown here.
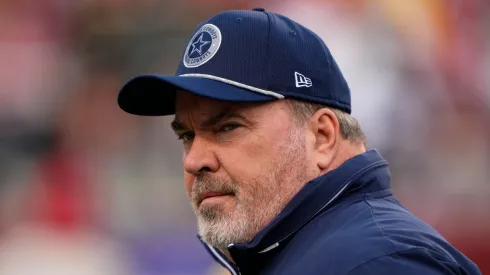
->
[287,100,367,147]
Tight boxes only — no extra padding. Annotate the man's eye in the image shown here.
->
[177,132,195,142]
[219,123,240,132]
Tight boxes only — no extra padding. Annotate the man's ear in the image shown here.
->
[309,108,340,170]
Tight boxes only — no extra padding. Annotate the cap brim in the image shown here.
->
[117,75,278,116]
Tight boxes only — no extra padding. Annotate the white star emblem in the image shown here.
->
[183,24,222,68]
[190,33,211,56]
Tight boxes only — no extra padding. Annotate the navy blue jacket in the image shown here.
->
[201,150,481,275]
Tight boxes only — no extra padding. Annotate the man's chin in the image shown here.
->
[196,204,228,222]
[198,221,244,251]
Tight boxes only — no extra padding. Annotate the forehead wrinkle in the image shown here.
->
[174,92,269,131]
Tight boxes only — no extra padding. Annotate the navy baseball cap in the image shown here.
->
[118,8,352,116]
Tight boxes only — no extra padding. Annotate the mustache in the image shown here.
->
[192,175,238,202]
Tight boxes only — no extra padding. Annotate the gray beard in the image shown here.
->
[193,127,309,251]
[194,185,288,251]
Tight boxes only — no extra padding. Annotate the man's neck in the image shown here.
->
[223,250,234,263]
[322,142,366,175]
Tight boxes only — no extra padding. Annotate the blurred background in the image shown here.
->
[0,0,489,274]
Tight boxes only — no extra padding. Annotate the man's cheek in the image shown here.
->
[237,135,272,161]
[183,173,194,198]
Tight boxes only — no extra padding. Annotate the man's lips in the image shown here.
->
[198,192,233,206]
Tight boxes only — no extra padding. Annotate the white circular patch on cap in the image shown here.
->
[183,24,222,68]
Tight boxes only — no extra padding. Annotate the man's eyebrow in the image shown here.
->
[170,108,247,132]
[170,120,187,132]
[201,108,246,128]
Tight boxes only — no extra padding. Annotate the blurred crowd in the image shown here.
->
[0,0,488,274]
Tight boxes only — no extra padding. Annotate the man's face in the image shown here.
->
[172,91,315,250]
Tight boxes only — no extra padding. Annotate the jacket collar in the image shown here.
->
[199,149,390,270]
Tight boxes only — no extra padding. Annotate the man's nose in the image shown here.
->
[183,136,219,175]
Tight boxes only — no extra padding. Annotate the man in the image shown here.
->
[117,8,481,275]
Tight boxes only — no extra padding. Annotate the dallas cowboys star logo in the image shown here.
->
[183,24,221,68]
[190,33,211,56]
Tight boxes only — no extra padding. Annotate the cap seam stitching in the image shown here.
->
[264,11,273,91]
[179,73,285,99]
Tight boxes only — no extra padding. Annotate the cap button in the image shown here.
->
[252,8,265,12]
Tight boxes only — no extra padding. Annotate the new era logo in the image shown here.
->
[295,72,312,88]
